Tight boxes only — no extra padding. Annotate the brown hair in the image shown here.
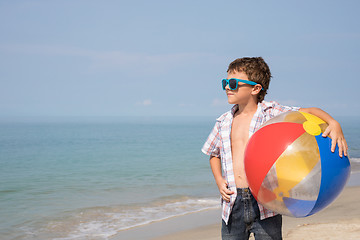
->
[227,57,271,102]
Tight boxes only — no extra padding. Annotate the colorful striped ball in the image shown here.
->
[244,111,350,217]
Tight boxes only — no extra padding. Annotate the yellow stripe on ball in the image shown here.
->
[303,121,322,136]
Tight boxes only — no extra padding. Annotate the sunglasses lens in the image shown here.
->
[222,80,227,90]
[229,79,237,90]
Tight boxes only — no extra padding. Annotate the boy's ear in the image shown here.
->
[251,85,262,95]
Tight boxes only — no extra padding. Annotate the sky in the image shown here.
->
[0,0,359,118]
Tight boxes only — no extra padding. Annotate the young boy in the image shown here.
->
[201,57,348,240]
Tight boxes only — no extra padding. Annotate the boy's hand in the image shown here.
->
[216,178,234,202]
[322,120,348,158]
[300,107,348,158]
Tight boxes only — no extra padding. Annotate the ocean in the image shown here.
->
[0,116,359,240]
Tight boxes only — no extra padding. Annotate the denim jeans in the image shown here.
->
[221,188,282,240]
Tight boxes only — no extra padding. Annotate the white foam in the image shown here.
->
[350,158,360,173]
[350,157,360,163]
[113,198,220,231]
[38,197,220,240]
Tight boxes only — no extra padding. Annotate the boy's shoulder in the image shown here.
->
[259,100,282,110]
[260,100,300,117]
[215,101,296,122]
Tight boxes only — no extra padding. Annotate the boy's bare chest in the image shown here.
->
[230,116,251,145]
[230,115,253,187]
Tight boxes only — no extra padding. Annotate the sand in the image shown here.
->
[111,184,360,240]
[152,186,360,240]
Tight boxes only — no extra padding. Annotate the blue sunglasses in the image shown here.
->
[222,78,264,91]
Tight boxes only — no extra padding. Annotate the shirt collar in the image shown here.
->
[230,104,239,116]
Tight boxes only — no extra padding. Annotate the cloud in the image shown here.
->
[137,99,152,106]
[0,43,94,57]
[211,98,228,107]
[0,43,218,73]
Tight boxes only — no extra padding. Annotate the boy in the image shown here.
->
[201,57,348,240]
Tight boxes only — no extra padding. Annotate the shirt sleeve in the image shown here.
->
[201,121,221,158]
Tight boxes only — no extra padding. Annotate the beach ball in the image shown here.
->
[244,111,350,217]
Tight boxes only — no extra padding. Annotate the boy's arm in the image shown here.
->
[300,107,348,157]
[209,156,234,202]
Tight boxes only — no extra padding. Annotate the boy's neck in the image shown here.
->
[235,100,258,117]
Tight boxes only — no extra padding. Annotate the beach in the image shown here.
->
[112,173,360,240]
[1,117,359,239]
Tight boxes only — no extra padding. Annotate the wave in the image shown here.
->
[19,196,220,240]
[350,157,360,173]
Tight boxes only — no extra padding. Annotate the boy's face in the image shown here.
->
[225,71,257,105]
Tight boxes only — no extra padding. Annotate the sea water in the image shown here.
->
[0,116,359,240]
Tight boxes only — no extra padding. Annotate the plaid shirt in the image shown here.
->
[202,101,300,224]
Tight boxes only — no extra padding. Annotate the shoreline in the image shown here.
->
[110,208,221,240]
[111,174,360,240]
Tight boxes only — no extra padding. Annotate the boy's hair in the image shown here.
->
[227,57,271,103]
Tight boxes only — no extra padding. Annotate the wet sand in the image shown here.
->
[111,184,360,240]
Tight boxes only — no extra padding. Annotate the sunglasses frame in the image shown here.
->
[222,78,264,91]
